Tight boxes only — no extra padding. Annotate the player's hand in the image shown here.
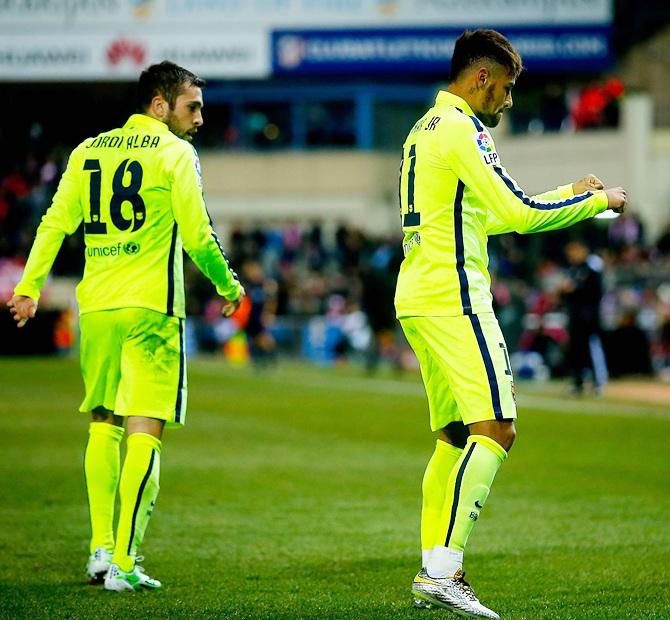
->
[6,295,38,328]
[604,187,627,213]
[573,174,604,194]
[221,286,246,318]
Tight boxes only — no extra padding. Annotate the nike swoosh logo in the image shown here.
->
[475,500,483,509]
[415,576,443,586]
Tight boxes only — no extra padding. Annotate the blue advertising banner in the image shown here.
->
[272,26,611,76]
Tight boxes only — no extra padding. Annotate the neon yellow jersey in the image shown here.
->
[15,114,241,318]
[395,91,609,318]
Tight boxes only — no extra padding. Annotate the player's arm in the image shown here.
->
[486,177,598,235]
[170,144,244,314]
[8,146,85,327]
[445,119,612,235]
[485,183,573,235]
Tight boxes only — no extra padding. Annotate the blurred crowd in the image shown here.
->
[181,214,670,383]
[2,112,670,382]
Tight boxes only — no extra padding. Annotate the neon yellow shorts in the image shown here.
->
[400,313,516,430]
[79,308,187,427]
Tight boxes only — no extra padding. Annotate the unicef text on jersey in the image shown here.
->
[86,242,141,258]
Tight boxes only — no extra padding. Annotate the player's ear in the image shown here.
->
[150,95,168,120]
[476,66,489,87]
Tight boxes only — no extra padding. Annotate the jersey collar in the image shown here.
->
[123,113,171,134]
[435,90,476,117]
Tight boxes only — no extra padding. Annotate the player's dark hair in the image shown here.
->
[450,29,523,81]
[136,60,206,111]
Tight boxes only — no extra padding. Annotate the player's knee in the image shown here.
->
[91,406,120,425]
[499,423,516,452]
[469,419,516,452]
[440,421,469,449]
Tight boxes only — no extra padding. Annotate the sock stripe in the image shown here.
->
[175,318,185,423]
[443,441,476,548]
[127,448,156,557]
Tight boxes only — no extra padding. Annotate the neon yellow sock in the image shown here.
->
[113,433,161,572]
[85,422,124,554]
[437,434,507,553]
[421,440,463,558]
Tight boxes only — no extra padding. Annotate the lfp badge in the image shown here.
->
[476,132,492,152]
[475,131,498,166]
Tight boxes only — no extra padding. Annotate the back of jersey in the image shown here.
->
[73,114,187,316]
[395,100,477,318]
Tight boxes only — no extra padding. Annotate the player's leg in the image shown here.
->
[568,325,589,394]
[105,309,186,592]
[411,314,515,618]
[430,313,515,576]
[430,422,512,575]
[588,332,608,394]
[79,313,125,583]
[84,409,125,582]
[107,417,164,591]
[401,319,465,569]
[421,425,468,566]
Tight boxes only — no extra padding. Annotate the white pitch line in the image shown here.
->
[192,363,670,421]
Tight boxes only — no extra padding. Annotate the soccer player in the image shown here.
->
[395,30,626,618]
[7,61,245,592]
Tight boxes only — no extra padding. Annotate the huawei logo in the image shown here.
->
[107,39,146,67]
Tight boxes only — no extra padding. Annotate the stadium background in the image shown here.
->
[1,2,670,619]
[1,0,670,380]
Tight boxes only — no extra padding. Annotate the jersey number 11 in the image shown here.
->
[400,144,421,227]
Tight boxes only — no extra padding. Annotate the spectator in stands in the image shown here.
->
[654,222,670,258]
[607,309,654,377]
[360,237,403,372]
[560,241,608,395]
[240,260,277,367]
[608,211,645,253]
[570,77,625,130]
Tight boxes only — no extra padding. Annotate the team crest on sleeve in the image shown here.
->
[474,130,499,166]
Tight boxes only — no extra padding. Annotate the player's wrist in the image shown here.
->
[559,183,575,198]
[592,190,609,213]
[228,284,244,302]
[13,285,39,302]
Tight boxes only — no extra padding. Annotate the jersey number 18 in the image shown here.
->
[84,158,146,234]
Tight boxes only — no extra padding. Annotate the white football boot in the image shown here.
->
[86,547,112,584]
[104,557,162,592]
[411,567,499,619]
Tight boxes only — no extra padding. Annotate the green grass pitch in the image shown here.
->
[0,356,668,619]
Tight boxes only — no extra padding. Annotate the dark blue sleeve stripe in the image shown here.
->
[175,318,185,424]
[453,180,472,315]
[493,166,593,211]
[455,107,484,132]
[444,441,476,547]
[166,223,178,317]
[468,314,504,420]
[397,149,404,218]
[469,112,484,132]
[211,229,239,281]
[456,108,595,212]
[205,208,239,282]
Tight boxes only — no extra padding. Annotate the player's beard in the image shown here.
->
[479,85,503,128]
[165,109,196,141]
